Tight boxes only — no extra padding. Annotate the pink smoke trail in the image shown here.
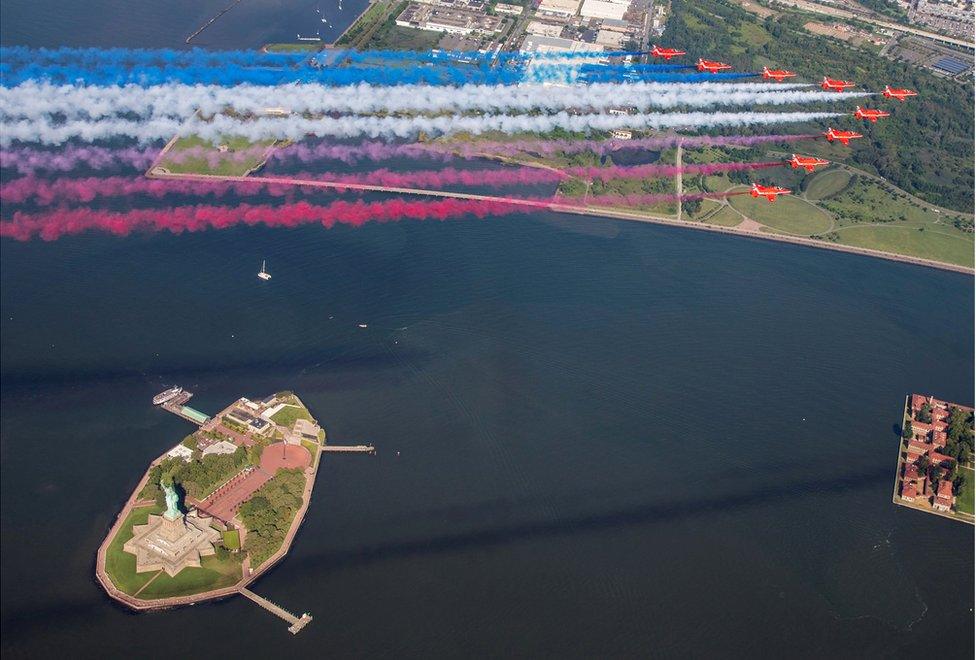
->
[2,162,780,206]
[266,134,819,165]
[0,135,817,174]
[0,190,745,241]
[0,146,158,175]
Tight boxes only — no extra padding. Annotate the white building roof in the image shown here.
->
[521,34,605,54]
[596,29,626,47]
[537,0,582,15]
[580,0,628,20]
[525,21,565,37]
[166,444,194,462]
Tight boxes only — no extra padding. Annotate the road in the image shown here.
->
[767,0,974,49]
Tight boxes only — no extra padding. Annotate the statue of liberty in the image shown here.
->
[162,481,182,521]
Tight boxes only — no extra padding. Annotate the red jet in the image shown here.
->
[750,183,791,202]
[821,76,855,92]
[883,85,917,102]
[853,106,890,123]
[697,58,733,73]
[788,154,830,173]
[649,44,686,60]
[762,66,796,82]
[823,127,863,146]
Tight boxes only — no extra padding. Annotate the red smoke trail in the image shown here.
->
[2,162,781,207]
[0,199,538,241]
[0,189,747,241]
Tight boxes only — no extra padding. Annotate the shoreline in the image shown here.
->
[94,395,323,611]
[145,169,975,276]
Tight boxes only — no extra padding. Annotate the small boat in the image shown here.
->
[357,323,368,328]
[258,260,272,280]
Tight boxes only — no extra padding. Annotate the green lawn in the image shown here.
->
[805,169,852,201]
[104,504,164,595]
[263,43,321,52]
[729,191,833,235]
[137,554,242,600]
[687,198,722,221]
[833,225,974,267]
[222,529,241,550]
[104,503,243,598]
[703,174,732,193]
[271,404,312,428]
[703,205,745,227]
[957,469,974,516]
[157,136,277,177]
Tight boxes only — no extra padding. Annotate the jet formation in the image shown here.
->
[638,46,916,201]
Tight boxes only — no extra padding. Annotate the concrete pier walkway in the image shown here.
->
[240,588,313,634]
[321,444,376,455]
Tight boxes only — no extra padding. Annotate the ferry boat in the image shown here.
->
[153,386,183,405]
[258,260,272,280]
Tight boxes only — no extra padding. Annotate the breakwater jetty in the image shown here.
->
[185,0,244,44]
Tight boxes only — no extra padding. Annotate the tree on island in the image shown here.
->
[947,406,974,447]
[915,455,929,472]
[952,475,965,495]
[902,421,914,440]
[916,403,933,424]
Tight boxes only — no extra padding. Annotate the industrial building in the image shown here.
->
[537,0,583,18]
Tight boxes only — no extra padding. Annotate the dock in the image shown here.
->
[153,388,211,426]
[321,444,376,455]
[239,588,312,634]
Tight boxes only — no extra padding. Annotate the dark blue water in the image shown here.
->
[2,215,973,658]
[0,0,369,48]
[1,5,974,658]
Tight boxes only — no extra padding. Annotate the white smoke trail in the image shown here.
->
[0,81,867,121]
[0,111,843,146]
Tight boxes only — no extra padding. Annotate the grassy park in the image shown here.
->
[270,402,313,428]
[155,136,277,177]
[104,502,243,599]
[804,169,852,201]
[957,469,975,516]
[136,554,242,600]
[263,43,321,53]
[104,504,165,595]
[728,189,833,235]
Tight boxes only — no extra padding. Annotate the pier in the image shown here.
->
[240,588,312,634]
[153,388,211,426]
[321,444,376,455]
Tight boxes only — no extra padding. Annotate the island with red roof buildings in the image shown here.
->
[893,394,974,524]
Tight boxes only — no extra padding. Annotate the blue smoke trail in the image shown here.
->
[0,46,658,68]
[0,61,753,87]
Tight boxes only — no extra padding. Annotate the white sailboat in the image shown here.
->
[258,260,272,280]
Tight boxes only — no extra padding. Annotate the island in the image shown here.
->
[893,393,975,524]
[95,390,355,633]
